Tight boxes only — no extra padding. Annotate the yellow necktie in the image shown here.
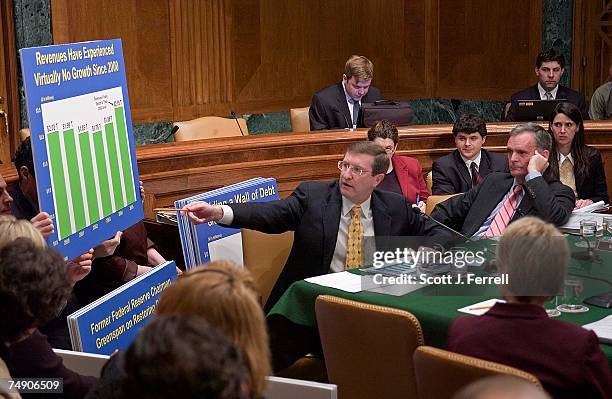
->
[345,205,364,270]
[559,157,577,195]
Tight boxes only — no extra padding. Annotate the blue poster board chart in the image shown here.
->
[20,39,143,260]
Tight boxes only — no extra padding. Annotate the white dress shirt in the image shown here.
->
[537,83,559,100]
[460,150,482,180]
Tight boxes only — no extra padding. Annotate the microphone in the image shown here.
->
[416,207,472,242]
[230,111,246,136]
[332,107,351,130]
[565,232,597,261]
[162,124,179,142]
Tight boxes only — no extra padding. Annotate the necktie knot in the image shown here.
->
[351,205,361,217]
[545,92,553,100]
[513,184,522,194]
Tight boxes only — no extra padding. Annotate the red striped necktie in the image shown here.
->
[484,184,523,237]
[470,162,483,187]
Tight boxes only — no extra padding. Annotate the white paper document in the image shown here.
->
[572,200,607,213]
[457,298,506,315]
[305,271,363,293]
[560,213,606,231]
[583,315,612,344]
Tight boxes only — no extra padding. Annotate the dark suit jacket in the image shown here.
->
[448,302,612,399]
[505,84,589,121]
[392,155,430,203]
[228,180,424,310]
[550,147,609,204]
[431,149,509,195]
[426,172,575,238]
[309,83,383,130]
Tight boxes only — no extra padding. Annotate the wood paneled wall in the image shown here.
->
[573,0,612,99]
[51,0,543,124]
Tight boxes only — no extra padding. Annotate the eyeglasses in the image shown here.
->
[338,161,370,176]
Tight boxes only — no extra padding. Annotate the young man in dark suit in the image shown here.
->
[427,123,575,239]
[432,113,508,195]
[309,55,383,130]
[448,217,612,399]
[505,49,588,121]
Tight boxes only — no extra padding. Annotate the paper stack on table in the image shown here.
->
[457,298,505,315]
[583,315,612,344]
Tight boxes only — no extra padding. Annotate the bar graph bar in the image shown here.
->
[78,130,100,223]
[41,87,137,240]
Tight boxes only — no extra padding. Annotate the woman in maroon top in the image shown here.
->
[367,120,430,212]
[448,217,612,399]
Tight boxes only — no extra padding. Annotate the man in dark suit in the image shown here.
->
[505,49,589,121]
[309,55,383,130]
[427,123,575,239]
[186,141,424,309]
[448,217,612,399]
[186,142,424,370]
[432,113,508,195]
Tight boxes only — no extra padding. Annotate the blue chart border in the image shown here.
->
[20,39,143,260]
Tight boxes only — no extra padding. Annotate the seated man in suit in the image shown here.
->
[505,49,588,121]
[309,55,383,130]
[186,142,425,370]
[448,217,612,399]
[426,123,574,239]
[432,113,508,195]
[186,141,424,310]
[589,65,612,120]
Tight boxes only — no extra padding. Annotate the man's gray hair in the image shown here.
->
[509,122,552,152]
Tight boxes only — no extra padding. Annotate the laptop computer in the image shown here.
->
[512,98,566,121]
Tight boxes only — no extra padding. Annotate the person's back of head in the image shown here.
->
[452,376,550,399]
[120,314,249,399]
[496,217,568,301]
[0,238,70,344]
[156,261,270,397]
[0,215,46,249]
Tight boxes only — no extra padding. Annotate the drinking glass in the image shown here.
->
[557,278,589,313]
[580,219,597,237]
[544,296,560,317]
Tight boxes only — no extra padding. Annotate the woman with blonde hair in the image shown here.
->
[156,261,271,398]
[0,214,46,248]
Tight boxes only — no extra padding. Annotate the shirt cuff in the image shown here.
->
[525,171,542,181]
[219,205,234,225]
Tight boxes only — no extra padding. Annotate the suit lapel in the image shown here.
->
[454,150,472,189]
[371,191,392,237]
[392,156,410,197]
[469,175,513,233]
[335,83,352,128]
[322,182,343,269]
[479,150,492,176]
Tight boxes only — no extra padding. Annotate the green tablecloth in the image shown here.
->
[268,237,612,364]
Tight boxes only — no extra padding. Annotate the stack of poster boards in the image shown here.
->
[67,261,177,355]
[20,39,144,260]
[175,178,279,268]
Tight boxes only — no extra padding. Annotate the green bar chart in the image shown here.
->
[41,87,136,240]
